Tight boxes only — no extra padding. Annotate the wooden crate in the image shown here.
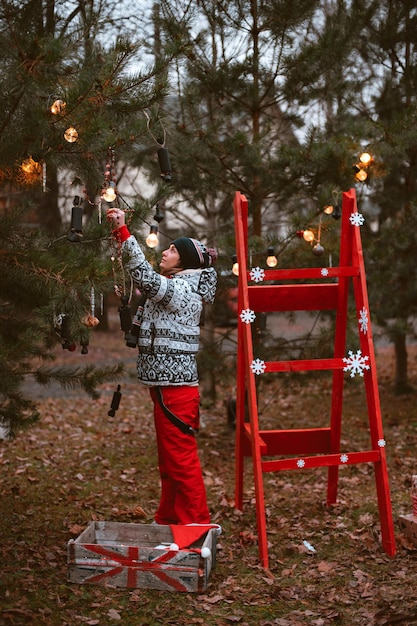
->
[67,521,219,592]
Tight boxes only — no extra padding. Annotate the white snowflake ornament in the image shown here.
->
[340,454,349,464]
[378,439,386,448]
[297,459,305,468]
[359,306,369,334]
[250,358,266,375]
[321,268,329,277]
[240,308,256,324]
[342,349,370,377]
[250,266,265,283]
[349,212,365,227]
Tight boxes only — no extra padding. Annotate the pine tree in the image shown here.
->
[0,0,176,436]
[354,0,417,393]
[154,0,358,398]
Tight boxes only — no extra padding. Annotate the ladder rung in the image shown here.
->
[248,283,340,312]
[261,450,381,473]
[241,426,331,456]
[249,266,360,282]
[264,358,345,373]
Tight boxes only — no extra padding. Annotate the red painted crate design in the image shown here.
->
[67,521,219,593]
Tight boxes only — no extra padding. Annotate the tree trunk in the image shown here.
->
[39,162,62,235]
[393,330,412,394]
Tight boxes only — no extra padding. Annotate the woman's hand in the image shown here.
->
[106,208,126,229]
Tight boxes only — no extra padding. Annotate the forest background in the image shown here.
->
[1,0,417,432]
[1,1,417,624]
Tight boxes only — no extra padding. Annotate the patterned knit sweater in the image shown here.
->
[123,235,217,387]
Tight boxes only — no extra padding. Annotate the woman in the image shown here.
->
[107,208,217,525]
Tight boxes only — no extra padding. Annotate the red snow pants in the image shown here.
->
[150,385,210,525]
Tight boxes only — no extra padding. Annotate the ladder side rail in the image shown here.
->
[233,191,269,568]
[326,189,355,504]
[351,216,385,448]
[350,202,396,556]
[234,193,249,510]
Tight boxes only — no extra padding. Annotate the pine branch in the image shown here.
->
[33,363,125,400]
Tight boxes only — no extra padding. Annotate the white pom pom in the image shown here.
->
[201,547,211,559]
[169,543,179,551]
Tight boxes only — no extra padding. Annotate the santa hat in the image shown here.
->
[170,523,222,550]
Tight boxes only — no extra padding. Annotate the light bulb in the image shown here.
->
[266,247,278,268]
[355,169,368,182]
[146,225,159,248]
[64,127,78,143]
[303,229,315,243]
[232,255,239,276]
[359,152,372,165]
[50,99,66,115]
[323,205,334,215]
[102,182,117,203]
[21,157,41,174]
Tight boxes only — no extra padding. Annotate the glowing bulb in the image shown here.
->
[355,169,368,182]
[303,229,315,243]
[21,157,41,174]
[359,152,372,165]
[102,182,117,202]
[64,127,78,142]
[323,205,334,215]
[146,225,159,248]
[231,255,239,276]
[50,99,66,115]
[266,247,278,268]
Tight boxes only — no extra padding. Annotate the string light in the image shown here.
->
[64,127,78,143]
[353,151,373,182]
[302,229,315,243]
[266,246,278,268]
[146,225,159,248]
[323,191,341,220]
[232,254,239,276]
[21,157,42,175]
[19,157,43,187]
[50,99,66,115]
[102,181,116,203]
[354,167,368,182]
[359,152,372,165]
[102,148,118,204]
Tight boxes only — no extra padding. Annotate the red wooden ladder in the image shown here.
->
[233,188,396,568]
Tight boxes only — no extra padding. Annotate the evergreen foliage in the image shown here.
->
[0,203,125,436]
[156,0,417,393]
[2,0,417,432]
[0,0,172,436]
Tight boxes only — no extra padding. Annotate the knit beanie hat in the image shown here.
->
[172,237,217,269]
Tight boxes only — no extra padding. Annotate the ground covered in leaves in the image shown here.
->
[1,325,417,626]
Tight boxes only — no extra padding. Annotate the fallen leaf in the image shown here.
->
[107,608,122,620]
